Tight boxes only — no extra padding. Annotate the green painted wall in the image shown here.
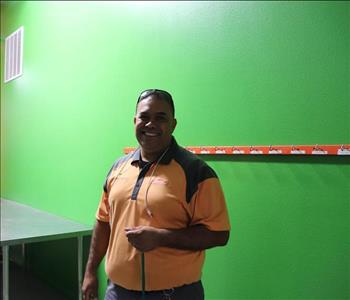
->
[1,1,349,299]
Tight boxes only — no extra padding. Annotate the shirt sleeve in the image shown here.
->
[95,190,110,222]
[95,160,119,222]
[189,177,230,231]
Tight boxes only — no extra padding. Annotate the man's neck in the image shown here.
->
[141,145,171,163]
[141,150,163,163]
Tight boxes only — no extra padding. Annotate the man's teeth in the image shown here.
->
[144,132,159,137]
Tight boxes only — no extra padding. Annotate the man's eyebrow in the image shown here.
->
[137,111,168,116]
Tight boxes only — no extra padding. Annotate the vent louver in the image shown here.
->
[4,26,24,83]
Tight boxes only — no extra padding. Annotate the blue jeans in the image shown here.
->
[104,280,204,300]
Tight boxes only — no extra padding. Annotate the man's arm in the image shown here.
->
[82,220,110,299]
[125,224,229,252]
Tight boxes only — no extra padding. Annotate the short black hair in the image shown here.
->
[136,89,175,116]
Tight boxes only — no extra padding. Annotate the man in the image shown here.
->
[82,89,230,300]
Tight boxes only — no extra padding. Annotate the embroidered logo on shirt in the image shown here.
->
[151,177,168,185]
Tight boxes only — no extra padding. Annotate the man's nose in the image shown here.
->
[145,120,156,127]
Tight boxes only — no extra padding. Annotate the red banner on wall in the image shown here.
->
[124,144,350,156]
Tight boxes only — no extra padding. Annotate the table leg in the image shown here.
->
[78,236,83,300]
[22,243,26,270]
[2,245,9,300]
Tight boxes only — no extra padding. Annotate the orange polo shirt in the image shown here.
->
[96,138,230,291]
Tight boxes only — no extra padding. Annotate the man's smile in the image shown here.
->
[143,131,161,137]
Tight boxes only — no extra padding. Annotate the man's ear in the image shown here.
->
[133,116,136,125]
[172,118,177,132]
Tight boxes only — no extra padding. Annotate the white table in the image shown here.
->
[0,199,92,300]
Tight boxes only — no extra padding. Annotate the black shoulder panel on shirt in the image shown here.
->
[103,153,133,193]
[174,146,218,203]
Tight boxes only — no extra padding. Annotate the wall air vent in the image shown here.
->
[4,26,24,83]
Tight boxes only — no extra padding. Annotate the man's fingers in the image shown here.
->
[82,285,98,300]
[82,291,98,300]
[125,227,142,236]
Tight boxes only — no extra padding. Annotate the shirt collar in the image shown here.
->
[131,137,178,166]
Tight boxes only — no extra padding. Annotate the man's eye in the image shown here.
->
[139,116,148,122]
[156,116,167,122]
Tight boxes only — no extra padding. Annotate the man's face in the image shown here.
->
[134,95,177,160]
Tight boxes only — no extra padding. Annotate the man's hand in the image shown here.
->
[125,226,164,252]
[81,272,98,300]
